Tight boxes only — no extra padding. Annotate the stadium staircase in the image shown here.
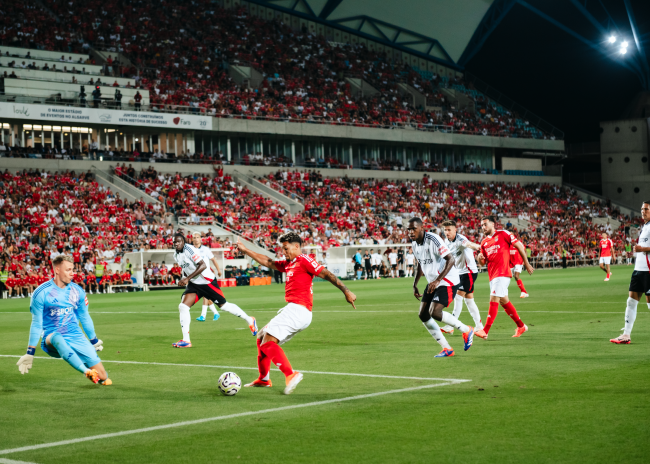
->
[397,83,426,110]
[177,219,274,259]
[92,166,161,205]
[344,77,380,98]
[232,170,304,214]
[224,62,264,89]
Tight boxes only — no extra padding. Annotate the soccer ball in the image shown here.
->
[217,372,241,396]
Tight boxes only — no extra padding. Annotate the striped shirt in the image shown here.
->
[411,232,459,287]
[174,244,215,285]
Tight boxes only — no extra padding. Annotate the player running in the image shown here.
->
[172,234,256,348]
[236,232,356,394]
[610,201,650,344]
[440,220,484,334]
[191,232,223,322]
[510,243,529,298]
[16,255,111,385]
[599,233,616,281]
[407,218,474,358]
[475,217,534,340]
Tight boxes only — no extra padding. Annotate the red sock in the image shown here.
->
[483,302,499,334]
[516,279,527,293]
[260,341,294,377]
[502,301,524,328]
[256,338,271,380]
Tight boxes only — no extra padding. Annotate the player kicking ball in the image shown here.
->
[172,234,257,348]
[16,255,111,385]
[407,218,474,358]
[190,232,222,322]
[611,201,650,344]
[475,216,533,340]
[236,232,357,394]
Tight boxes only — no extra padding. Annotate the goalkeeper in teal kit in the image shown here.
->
[16,255,112,385]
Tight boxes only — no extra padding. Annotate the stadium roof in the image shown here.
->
[248,0,496,68]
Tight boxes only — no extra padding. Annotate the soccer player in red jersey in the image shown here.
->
[509,244,529,298]
[236,232,357,395]
[599,232,615,281]
[475,216,534,340]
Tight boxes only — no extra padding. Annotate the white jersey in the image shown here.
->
[444,233,478,275]
[371,253,383,266]
[411,232,459,286]
[174,243,216,285]
[406,253,415,265]
[634,222,650,272]
[388,253,398,265]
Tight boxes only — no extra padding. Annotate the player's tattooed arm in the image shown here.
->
[318,268,357,309]
[235,239,278,270]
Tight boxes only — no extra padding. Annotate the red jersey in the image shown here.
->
[509,245,524,267]
[73,274,85,284]
[273,254,324,311]
[5,278,16,287]
[599,238,613,257]
[480,230,519,280]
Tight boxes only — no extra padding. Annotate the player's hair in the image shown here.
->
[174,233,186,244]
[408,217,423,226]
[192,231,201,238]
[644,200,650,206]
[441,220,456,227]
[278,231,302,246]
[52,255,73,266]
[481,215,497,224]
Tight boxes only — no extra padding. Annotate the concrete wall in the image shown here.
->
[600,118,650,210]
[4,78,149,103]
[0,45,87,63]
[7,68,134,87]
[0,158,562,185]
[1,60,103,75]
[502,157,542,171]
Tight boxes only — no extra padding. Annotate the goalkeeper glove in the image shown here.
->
[90,338,103,352]
[17,353,34,375]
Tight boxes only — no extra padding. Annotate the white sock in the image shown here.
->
[201,305,208,318]
[465,298,483,330]
[423,318,451,349]
[261,372,270,381]
[441,311,469,333]
[179,303,191,342]
[221,302,253,325]
[647,303,650,310]
[624,297,638,336]
[209,304,219,315]
[451,294,464,319]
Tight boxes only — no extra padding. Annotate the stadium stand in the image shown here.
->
[0,1,553,140]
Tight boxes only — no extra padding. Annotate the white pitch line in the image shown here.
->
[0,459,40,464]
[0,355,469,382]
[0,381,465,457]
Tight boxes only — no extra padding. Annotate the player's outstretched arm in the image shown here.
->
[413,263,424,300]
[18,293,45,374]
[235,239,278,270]
[514,241,534,275]
[317,268,356,309]
[464,241,481,252]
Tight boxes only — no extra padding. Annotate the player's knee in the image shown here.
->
[178,303,190,313]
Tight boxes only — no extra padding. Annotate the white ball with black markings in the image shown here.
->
[218,372,241,396]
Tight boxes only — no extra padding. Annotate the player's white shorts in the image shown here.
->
[489,277,511,298]
[511,264,523,274]
[263,302,312,345]
[599,257,611,265]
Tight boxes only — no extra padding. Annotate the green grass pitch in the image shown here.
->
[1,265,649,463]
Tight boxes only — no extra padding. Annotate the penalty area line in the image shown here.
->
[0,355,469,382]
[0,459,40,464]
[0,380,466,457]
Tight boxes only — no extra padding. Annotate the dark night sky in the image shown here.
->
[464,0,650,145]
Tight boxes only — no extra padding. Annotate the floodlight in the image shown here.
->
[621,41,629,48]
[608,35,616,43]
[620,47,627,54]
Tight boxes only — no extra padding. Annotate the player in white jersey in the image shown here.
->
[407,217,474,357]
[440,220,484,334]
[371,250,383,279]
[191,232,222,322]
[611,202,650,344]
[388,249,398,278]
[405,251,415,277]
[172,234,257,348]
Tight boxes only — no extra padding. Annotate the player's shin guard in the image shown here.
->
[452,294,464,319]
[441,311,469,333]
[220,302,253,325]
[516,279,527,293]
[422,318,451,349]
[256,338,272,381]
[464,298,483,329]
[484,302,499,334]
[260,341,293,377]
[502,302,524,328]
[178,303,191,342]
[624,297,638,336]
[49,333,88,374]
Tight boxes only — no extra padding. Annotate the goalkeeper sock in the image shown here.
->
[209,304,219,315]
[260,341,293,377]
[201,305,208,318]
[49,333,87,374]
[178,303,191,342]
[221,302,253,325]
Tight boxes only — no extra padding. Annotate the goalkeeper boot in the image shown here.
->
[85,369,100,384]
[99,378,113,386]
